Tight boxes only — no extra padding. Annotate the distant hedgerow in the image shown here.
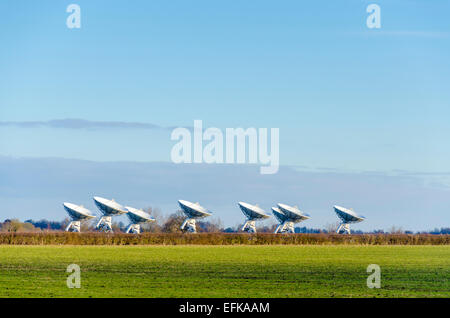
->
[0,233,448,245]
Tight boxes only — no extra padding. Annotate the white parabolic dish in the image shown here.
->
[334,205,365,223]
[178,200,212,218]
[277,203,310,221]
[271,207,288,223]
[238,202,270,220]
[63,202,95,220]
[125,206,155,224]
[93,196,128,216]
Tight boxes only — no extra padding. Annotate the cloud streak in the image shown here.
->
[0,119,181,131]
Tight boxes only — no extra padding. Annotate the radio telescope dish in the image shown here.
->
[238,202,270,233]
[277,203,310,221]
[125,206,156,234]
[272,207,288,223]
[93,196,127,233]
[178,200,212,233]
[273,203,311,234]
[63,202,95,232]
[272,207,289,233]
[334,205,365,234]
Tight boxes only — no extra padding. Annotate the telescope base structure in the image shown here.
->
[242,220,257,233]
[96,216,113,233]
[274,221,295,234]
[336,223,351,234]
[65,221,81,232]
[125,223,141,234]
[181,218,197,233]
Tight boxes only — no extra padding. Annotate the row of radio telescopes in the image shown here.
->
[63,197,366,234]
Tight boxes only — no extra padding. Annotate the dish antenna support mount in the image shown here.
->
[336,223,351,234]
[96,216,113,232]
[65,220,81,232]
[125,223,141,234]
[180,218,197,233]
[274,221,295,234]
[242,220,257,233]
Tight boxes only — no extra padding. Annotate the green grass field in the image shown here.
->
[0,245,448,297]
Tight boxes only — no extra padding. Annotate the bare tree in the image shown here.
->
[162,211,185,233]
[140,207,164,233]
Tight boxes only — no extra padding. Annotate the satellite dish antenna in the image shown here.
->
[93,196,127,233]
[238,202,270,233]
[63,202,95,232]
[333,205,365,234]
[178,200,212,233]
[273,203,311,234]
[271,207,289,234]
[124,206,156,234]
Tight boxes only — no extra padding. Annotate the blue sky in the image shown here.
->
[0,1,449,229]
